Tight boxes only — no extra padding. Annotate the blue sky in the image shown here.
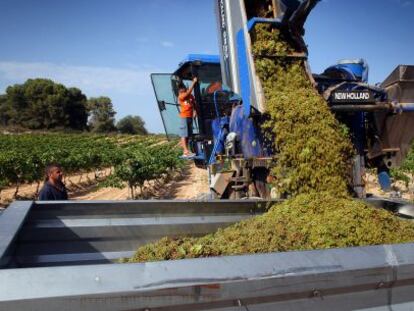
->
[0,0,413,133]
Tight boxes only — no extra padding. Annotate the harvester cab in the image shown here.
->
[152,0,414,199]
[151,54,242,169]
[152,53,273,199]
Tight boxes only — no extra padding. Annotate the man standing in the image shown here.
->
[38,163,68,200]
[178,77,198,158]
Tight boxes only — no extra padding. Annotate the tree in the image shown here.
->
[116,115,148,135]
[1,79,88,130]
[4,83,27,126]
[87,97,117,132]
[0,94,8,127]
[64,88,88,130]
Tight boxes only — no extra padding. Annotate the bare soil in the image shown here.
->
[2,166,412,208]
[365,173,414,201]
[73,163,209,200]
[1,163,209,207]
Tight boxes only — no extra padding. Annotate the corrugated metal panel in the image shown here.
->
[3,200,270,267]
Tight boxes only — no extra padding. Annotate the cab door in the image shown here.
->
[151,73,181,139]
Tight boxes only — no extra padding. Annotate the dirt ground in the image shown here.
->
[72,163,210,200]
[365,173,414,201]
[0,163,210,207]
[2,166,412,208]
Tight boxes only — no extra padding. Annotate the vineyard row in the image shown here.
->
[0,134,183,198]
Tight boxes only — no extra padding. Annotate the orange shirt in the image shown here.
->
[179,94,195,118]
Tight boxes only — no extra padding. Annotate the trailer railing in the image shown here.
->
[1,198,414,310]
[0,199,270,268]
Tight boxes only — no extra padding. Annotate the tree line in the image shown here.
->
[0,78,148,134]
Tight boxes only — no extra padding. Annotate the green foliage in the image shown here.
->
[1,79,88,130]
[390,169,411,189]
[0,133,168,196]
[401,144,414,174]
[0,134,114,188]
[116,115,148,135]
[65,88,89,130]
[391,143,414,189]
[128,192,414,262]
[105,142,183,198]
[87,97,117,133]
[0,94,8,127]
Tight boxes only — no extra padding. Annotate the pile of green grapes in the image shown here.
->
[129,193,414,262]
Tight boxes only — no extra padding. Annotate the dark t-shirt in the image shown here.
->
[38,181,68,200]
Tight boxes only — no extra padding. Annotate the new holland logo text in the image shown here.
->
[332,91,373,103]
[334,92,370,100]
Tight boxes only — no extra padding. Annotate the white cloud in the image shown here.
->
[160,41,174,48]
[0,61,158,96]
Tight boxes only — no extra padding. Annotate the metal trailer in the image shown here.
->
[1,199,414,310]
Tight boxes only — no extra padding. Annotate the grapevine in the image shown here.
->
[0,133,180,199]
